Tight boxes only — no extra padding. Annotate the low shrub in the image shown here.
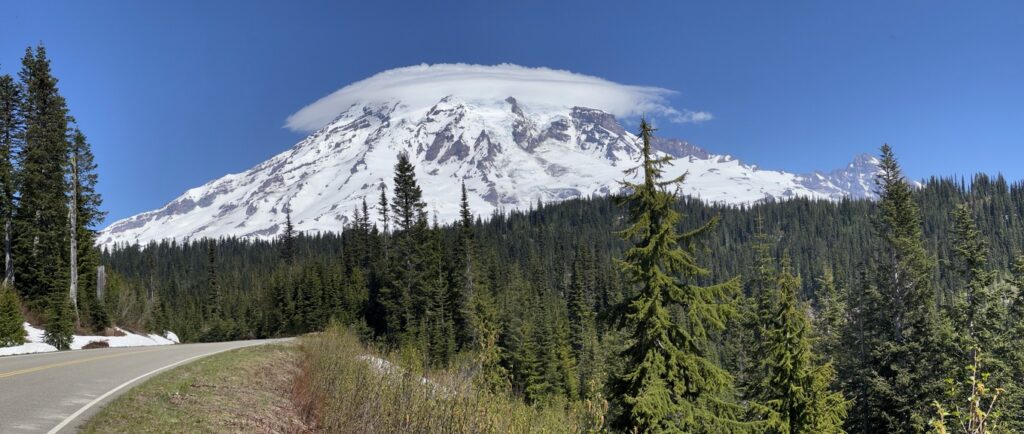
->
[295,324,599,433]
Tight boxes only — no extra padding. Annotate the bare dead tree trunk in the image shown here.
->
[3,218,11,287]
[96,265,105,303]
[69,154,79,323]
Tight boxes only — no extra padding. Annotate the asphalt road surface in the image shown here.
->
[0,339,287,433]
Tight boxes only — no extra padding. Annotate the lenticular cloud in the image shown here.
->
[285,63,709,132]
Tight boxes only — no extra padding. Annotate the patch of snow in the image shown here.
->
[0,322,178,357]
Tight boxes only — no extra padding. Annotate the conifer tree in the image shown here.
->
[455,189,504,391]
[387,151,431,343]
[13,46,70,308]
[1001,254,1024,431]
[752,256,847,434]
[611,119,760,432]
[813,268,846,365]
[857,144,941,433]
[568,244,600,399]
[933,205,1010,432]
[451,181,476,348]
[0,73,21,287]
[205,241,221,320]
[281,210,296,264]
[0,285,25,347]
[44,293,74,350]
[947,204,1002,372]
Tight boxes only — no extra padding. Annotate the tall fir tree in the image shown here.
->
[752,255,847,434]
[387,151,427,341]
[854,144,941,433]
[937,204,1009,432]
[611,119,763,432]
[13,45,70,308]
[281,210,296,264]
[1001,254,1024,431]
[205,241,221,320]
[0,73,21,287]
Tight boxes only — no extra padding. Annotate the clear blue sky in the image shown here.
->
[1,1,1022,225]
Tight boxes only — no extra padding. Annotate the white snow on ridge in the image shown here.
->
[0,322,178,357]
[99,66,879,249]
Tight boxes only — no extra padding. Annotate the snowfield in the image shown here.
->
[99,64,879,248]
[0,322,178,357]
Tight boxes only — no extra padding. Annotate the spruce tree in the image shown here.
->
[568,243,600,399]
[753,256,847,434]
[946,204,1003,376]
[281,210,296,264]
[387,151,427,341]
[611,119,761,432]
[1001,254,1024,431]
[44,293,75,350]
[0,73,21,287]
[857,144,941,433]
[812,268,846,365]
[0,285,25,347]
[934,205,1011,432]
[13,45,70,308]
[205,241,221,320]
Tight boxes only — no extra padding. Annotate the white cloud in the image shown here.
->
[285,63,710,132]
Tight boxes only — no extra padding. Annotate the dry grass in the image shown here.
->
[295,325,601,433]
[82,344,310,433]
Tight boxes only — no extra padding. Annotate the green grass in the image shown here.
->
[295,325,601,433]
[82,344,308,433]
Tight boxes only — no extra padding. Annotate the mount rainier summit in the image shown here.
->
[99,65,880,247]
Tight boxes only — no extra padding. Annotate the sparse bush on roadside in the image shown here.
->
[295,323,602,433]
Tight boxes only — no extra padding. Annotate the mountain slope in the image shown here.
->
[99,96,877,247]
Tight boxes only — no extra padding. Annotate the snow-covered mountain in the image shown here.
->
[99,65,881,248]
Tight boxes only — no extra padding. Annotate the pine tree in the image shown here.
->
[44,293,75,350]
[0,285,25,347]
[611,119,761,432]
[386,151,427,341]
[13,45,70,308]
[947,204,1001,356]
[0,73,21,287]
[1001,254,1024,431]
[281,210,296,264]
[935,205,1009,431]
[753,256,847,434]
[205,241,221,320]
[568,244,600,399]
[856,144,941,433]
[813,268,846,366]
[453,181,482,349]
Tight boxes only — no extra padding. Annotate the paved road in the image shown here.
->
[0,339,287,433]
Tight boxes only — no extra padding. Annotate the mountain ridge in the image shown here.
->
[99,95,878,247]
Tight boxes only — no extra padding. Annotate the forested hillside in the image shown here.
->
[100,136,1024,431]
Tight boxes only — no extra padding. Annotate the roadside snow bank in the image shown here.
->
[0,322,178,356]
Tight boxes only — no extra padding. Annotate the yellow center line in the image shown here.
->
[0,347,169,379]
